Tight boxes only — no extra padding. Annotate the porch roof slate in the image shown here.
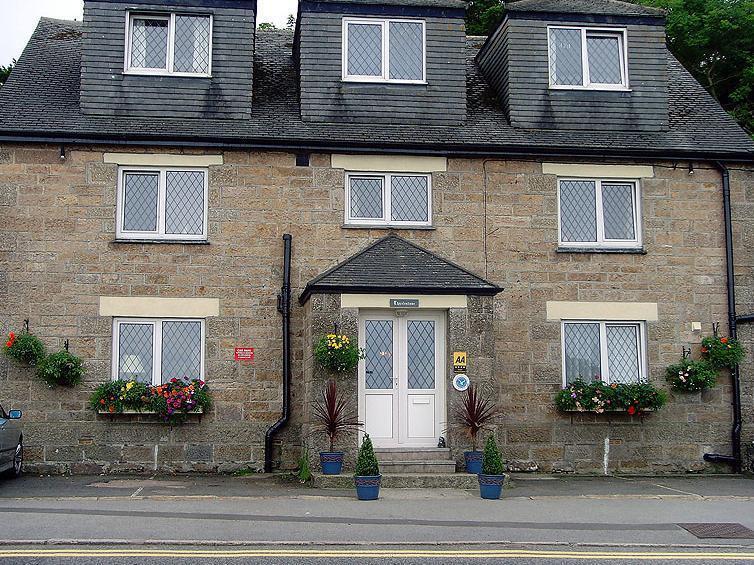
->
[0,19,753,160]
[300,235,503,304]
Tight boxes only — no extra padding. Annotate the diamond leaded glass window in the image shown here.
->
[347,173,431,226]
[344,18,425,82]
[563,322,645,385]
[549,27,627,88]
[558,179,640,248]
[118,168,207,241]
[127,13,211,75]
[114,319,204,385]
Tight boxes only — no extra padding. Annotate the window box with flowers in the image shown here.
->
[90,378,211,424]
[555,378,667,415]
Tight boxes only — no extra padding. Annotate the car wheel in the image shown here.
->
[7,441,22,479]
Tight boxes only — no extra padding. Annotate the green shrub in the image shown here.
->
[354,434,380,477]
[481,435,505,476]
[666,359,717,392]
[3,331,45,366]
[314,333,364,373]
[297,444,313,483]
[701,335,745,369]
[36,350,85,388]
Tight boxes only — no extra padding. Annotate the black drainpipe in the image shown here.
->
[703,163,742,473]
[264,234,292,473]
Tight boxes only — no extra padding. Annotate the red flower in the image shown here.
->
[627,406,637,416]
[6,331,16,348]
[721,337,729,344]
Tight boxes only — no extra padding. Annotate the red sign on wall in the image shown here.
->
[234,347,255,362]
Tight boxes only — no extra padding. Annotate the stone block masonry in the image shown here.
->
[0,144,744,474]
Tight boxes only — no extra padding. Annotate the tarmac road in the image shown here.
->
[1,474,754,563]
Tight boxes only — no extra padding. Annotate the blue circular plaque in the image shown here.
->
[453,374,470,392]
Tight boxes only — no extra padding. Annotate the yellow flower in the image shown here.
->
[126,381,135,391]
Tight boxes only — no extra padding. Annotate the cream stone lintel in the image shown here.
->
[331,154,447,173]
[542,163,655,179]
[103,153,224,167]
[546,301,658,322]
[341,294,467,309]
[99,297,220,318]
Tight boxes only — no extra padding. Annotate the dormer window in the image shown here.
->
[125,13,212,76]
[342,18,425,83]
[548,26,628,90]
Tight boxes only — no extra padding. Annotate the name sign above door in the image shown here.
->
[390,299,420,308]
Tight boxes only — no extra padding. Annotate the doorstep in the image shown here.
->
[310,473,512,490]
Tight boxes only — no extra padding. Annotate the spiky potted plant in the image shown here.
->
[452,384,499,474]
[478,435,506,500]
[312,380,361,475]
[354,434,381,501]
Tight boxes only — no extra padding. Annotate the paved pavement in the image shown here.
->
[0,474,753,563]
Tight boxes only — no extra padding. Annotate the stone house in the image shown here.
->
[0,0,753,476]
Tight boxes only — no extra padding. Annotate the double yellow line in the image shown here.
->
[3,548,754,560]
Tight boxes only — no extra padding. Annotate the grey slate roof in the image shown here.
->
[0,18,753,160]
[313,0,468,8]
[300,235,502,303]
[505,0,665,17]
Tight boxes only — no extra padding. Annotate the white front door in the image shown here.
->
[358,311,446,448]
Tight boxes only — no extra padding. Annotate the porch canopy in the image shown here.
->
[299,235,502,304]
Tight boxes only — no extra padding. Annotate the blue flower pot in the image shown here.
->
[478,474,506,500]
[354,475,381,500]
[464,451,483,474]
[319,452,344,475]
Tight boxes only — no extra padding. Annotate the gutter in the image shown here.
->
[264,234,292,473]
[703,163,743,473]
[1,133,753,164]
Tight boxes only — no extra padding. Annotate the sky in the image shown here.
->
[0,0,298,67]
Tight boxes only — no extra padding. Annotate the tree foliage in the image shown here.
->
[464,0,754,137]
[0,60,16,87]
[465,0,504,36]
[636,0,754,136]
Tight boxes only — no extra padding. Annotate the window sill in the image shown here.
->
[113,239,210,245]
[549,86,632,93]
[123,70,212,79]
[341,78,427,86]
[557,246,646,255]
[342,224,436,231]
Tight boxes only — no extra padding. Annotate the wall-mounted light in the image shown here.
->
[59,145,66,161]
[688,162,695,175]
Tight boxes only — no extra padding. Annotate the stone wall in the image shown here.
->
[731,166,754,474]
[0,144,744,474]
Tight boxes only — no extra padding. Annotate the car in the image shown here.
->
[0,402,22,479]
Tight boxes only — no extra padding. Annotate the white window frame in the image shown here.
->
[342,17,427,84]
[112,318,206,386]
[124,12,213,77]
[547,25,629,91]
[345,172,432,227]
[116,166,209,241]
[557,178,642,249]
[560,320,647,387]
